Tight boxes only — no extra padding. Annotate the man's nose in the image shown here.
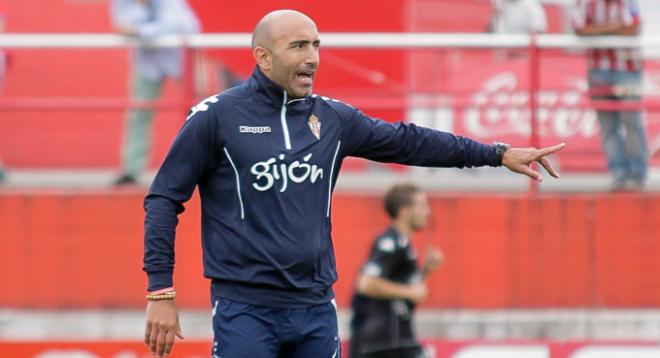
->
[305,47,319,66]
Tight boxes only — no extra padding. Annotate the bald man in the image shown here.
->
[142,9,565,358]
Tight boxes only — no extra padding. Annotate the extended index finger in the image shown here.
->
[535,143,566,158]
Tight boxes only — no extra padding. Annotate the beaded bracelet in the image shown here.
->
[146,291,176,301]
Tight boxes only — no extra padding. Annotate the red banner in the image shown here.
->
[0,342,210,358]
[2,340,660,358]
[409,51,660,171]
[426,340,660,358]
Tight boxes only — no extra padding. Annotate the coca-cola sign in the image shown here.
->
[410,51,660,171]
[462,72,598,140]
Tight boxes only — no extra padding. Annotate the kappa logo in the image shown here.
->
[240,126,272,134]
[308,114,321,140]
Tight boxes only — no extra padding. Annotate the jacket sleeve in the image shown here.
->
[143,107,220,291]
[340,107,501,168]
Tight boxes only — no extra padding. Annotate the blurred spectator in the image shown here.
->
[350,183,443,358]
[490,0,548,34]
[0,0,7,184]
[111,0,200,185]
[573,0,648,191]
[0,0,5,90]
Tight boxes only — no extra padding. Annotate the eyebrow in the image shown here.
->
[289,39,321,47]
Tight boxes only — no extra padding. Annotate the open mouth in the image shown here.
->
[295,71,315,86]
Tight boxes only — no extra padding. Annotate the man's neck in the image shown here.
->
[392,219,412,238]
[258,68,297,99]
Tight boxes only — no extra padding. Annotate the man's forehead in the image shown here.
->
[272,22,319,43]
[285,32,320,43]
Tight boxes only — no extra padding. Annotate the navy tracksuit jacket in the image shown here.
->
[143,67,501,307]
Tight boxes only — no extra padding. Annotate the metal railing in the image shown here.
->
[0,33,656,192]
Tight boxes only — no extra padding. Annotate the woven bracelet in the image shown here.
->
[146,291,176,301]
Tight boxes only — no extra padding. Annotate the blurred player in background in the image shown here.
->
[110,0,200,185]
[573,0,648,191]
[142,9,565,358]
[350,183,443,358]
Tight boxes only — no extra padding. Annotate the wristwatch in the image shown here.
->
[492,141,510,164]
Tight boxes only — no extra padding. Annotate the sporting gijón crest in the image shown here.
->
[308,114,321,140]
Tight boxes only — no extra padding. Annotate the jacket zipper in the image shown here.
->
[280,90,292,150]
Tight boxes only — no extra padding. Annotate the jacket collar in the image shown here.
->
[246,66,310,107]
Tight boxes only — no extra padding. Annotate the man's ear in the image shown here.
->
[253,47,272,72]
